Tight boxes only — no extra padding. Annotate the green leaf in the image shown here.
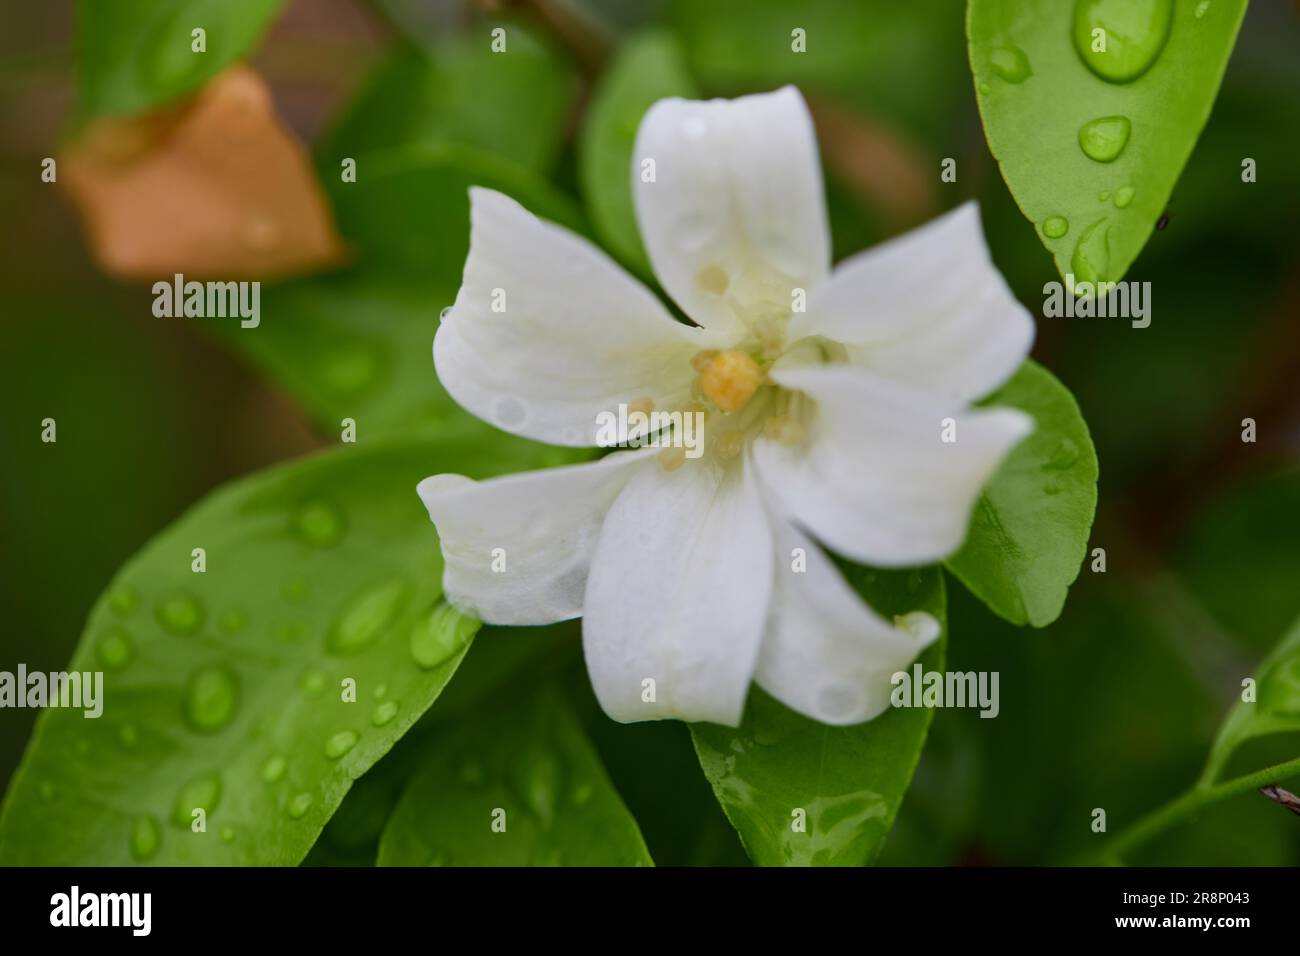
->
[578,31,697,275]
[945,360,1098,628]
[330,145,586,288]
[690,566,946,866]
[377,686,653,865]
[1204,613,1300,783]
[77,0,285,116]
[317,29,577,177]
[211,275,457,440]
[0,437,563,865]
[968,0,1247,283]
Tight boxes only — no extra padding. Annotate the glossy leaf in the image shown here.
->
[691,566,946,866]
[578,31,697,275]
[946,360,1099,627]
[377,687,652,865]
[317,29,577,177]
[968,0,1247,284]
[77,0,285,116]
[0,438,564,864]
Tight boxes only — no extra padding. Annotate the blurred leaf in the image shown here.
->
[318,29,577,177]
[77,0,286,116]
[1175,470,1300,652]
[667,0,966,148]
[946,360,1099,627]
[0,437,565,865]
[377,687,652,865]
[690,567,946,866]
[968,0,1247,283]
[578,30,696,275]
[330,145,586,288]
[1205,613,1300,782]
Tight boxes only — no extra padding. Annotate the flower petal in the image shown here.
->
[435,188,709,447]
[632,86,830,333]
[582,459,773,726]
[754,363,1033,567]
[756,515,940,725]
[790,202,1033,405]
[417,450,654,626]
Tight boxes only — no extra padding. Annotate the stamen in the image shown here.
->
[698,350,764,413]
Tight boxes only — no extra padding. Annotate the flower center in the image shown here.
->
[695,349,763,412]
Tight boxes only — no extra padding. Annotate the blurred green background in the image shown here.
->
[2,0,1299,865]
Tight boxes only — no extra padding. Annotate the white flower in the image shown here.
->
[418,86,1034,727]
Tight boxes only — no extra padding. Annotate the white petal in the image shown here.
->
[632,86,830,333]
[754,363,1033,567]
[756,516,940,725]
[791,202,1033,404]
[417,450,654,626]
[583,459,773,726]
[435,188,710,447]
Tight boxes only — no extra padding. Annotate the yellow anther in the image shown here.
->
[690,350,719,373]
[698,350,763,413]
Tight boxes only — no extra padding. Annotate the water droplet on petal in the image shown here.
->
[183,665,239,732]
[1078,115,1131,163]
[491,395,529,430]
[1072,0,1174,83]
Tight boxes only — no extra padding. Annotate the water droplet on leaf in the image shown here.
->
[1072,0,1174,83]
[1078,115,1131,163]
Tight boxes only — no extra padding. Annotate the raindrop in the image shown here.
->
[1042,216,1069,239]
[1114,184,1136,208]
[328,580,410,655]
[261,754,287,784]
[172,773,222,826]
[491,395,529,429]
[1194,0,1210,18]
[511,751,562,826]
[155,592,205,635]
[97,628,134,670]
[324,729,359,759]
[1046,437,1080,470]
[371,700,398,727]
[439,306,453,322]
[108,586,139,617]
[300,670,327,694]
[1078,115,1131,163]
[409,602,476,669]
[1071,219,1111,284]
[286,793,313,819]
[129,815,161,861]
[1072,0,1174,83]
[183,665,239,732]
[990,45,1032,83]
[293,499,344,548]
